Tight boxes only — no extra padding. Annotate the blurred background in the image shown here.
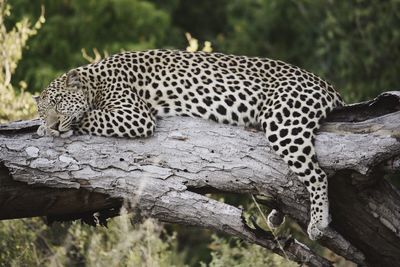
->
[0,0,399,266]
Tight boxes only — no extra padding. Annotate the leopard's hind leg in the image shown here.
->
[260,101,331,240]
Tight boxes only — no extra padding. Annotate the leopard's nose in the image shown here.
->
[49,120,60,130]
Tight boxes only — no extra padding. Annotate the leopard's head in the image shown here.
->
[36,69,89,133]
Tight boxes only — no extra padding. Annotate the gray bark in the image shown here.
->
[1,92,400,267]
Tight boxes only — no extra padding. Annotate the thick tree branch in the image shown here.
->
[1,92,400,267]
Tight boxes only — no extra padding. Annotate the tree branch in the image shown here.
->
[1,92,400,267]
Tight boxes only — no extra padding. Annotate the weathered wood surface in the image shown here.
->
[1,91,400,267]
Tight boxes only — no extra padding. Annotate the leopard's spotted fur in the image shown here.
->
[36,49,344,240]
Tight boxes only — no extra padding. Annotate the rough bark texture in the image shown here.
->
[1,92,400,267]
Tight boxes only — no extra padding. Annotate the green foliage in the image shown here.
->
[8,0,182,92]
[0,218,44,266]
[314,1,400,102]
[1,0,400,266]
[215,0,400,102]
[68,216,185,267]
[201,235,298,267]
[0,83,36,123]
[5,0,399,102]
[0,217,187,267]
[7,0,400,102]
[0,0,43,122]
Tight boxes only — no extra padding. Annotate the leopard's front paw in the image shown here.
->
[37,125,60,137]
[60,129,74,138]
[37,124,47,136]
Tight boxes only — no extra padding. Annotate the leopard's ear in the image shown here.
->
[32,95,40,105]
[65,69,81,89]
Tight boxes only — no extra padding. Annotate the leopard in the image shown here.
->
[35,49,344,240]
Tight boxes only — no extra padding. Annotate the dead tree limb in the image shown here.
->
[1,92,400,267]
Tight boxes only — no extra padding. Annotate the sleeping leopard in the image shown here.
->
[36,49,344,240]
